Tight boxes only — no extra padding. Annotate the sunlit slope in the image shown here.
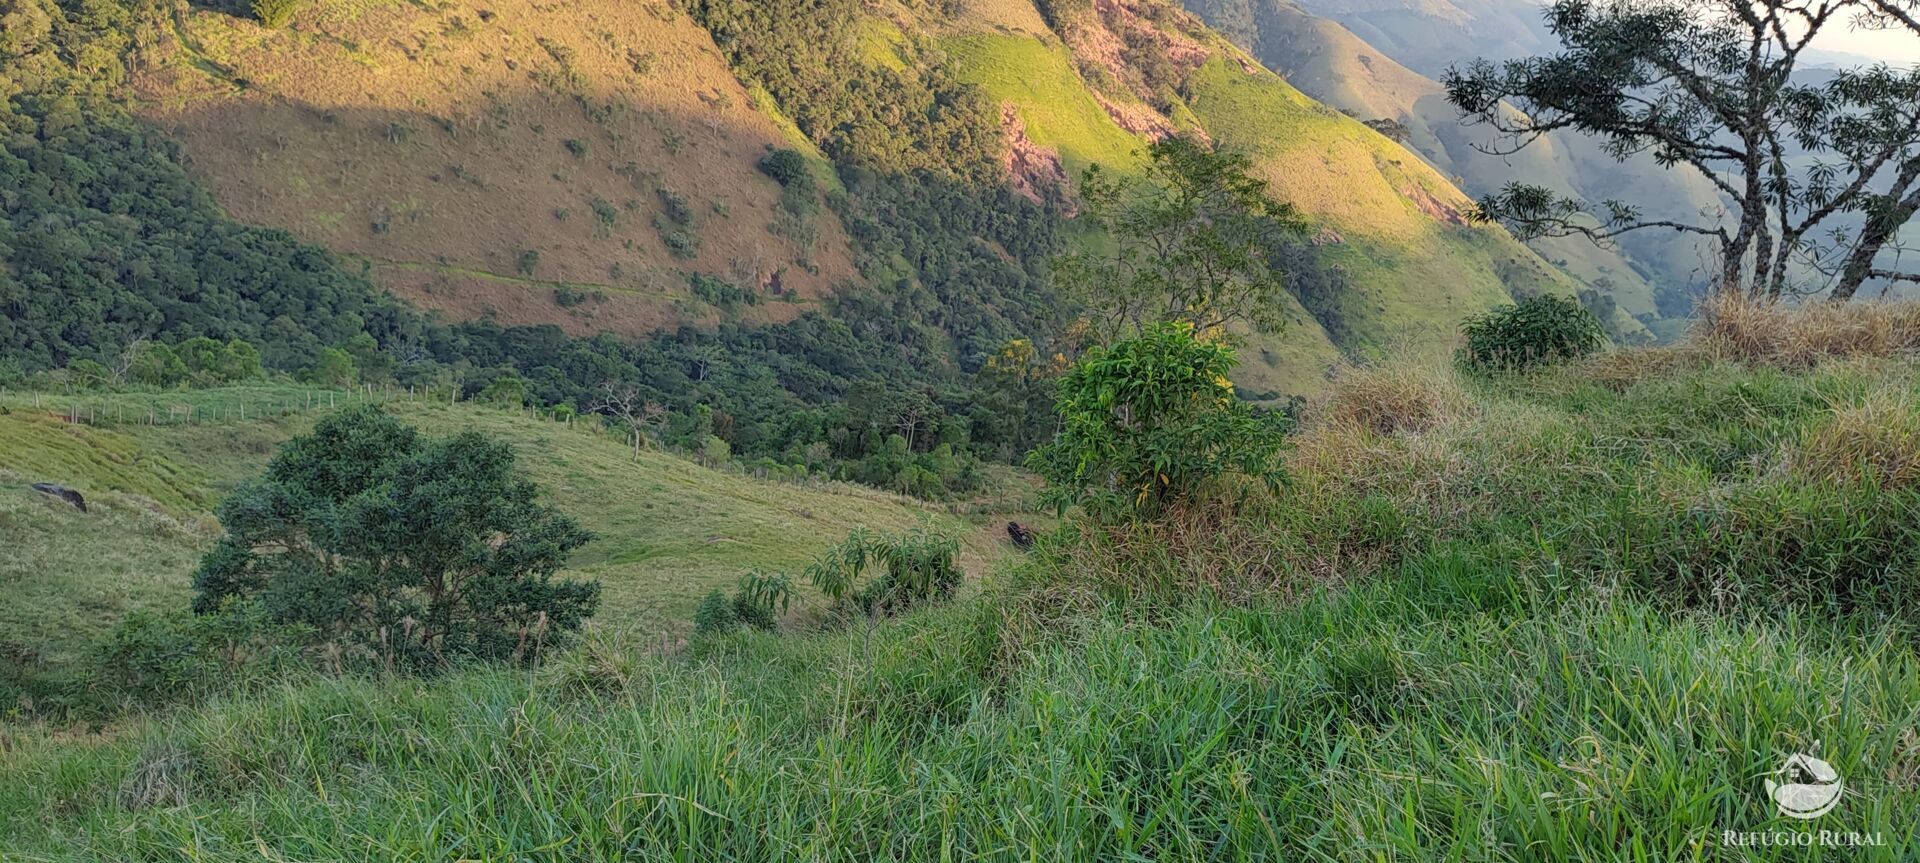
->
[941,4,1575,389]
[1195,0,1723,335]
[131,0,857,337]
[0,390,991,660]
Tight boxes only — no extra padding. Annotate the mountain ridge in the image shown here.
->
[116,0,1585,393]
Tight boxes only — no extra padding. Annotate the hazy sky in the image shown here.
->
[1810,13,1920,64]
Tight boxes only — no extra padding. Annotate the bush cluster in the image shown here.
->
[252,0,300,27]
[1456,294,1605,373]
[693,570,797,635]
[806,526,962,618]
[1027,323,1288,520]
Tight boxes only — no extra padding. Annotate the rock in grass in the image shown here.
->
[30,482,87,512]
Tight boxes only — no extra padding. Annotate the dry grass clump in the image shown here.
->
[1694,293,1920,368]
[117,742,195,811]
[1305,362,1470,436]
[1039,499,1305,606]
[1574,344,1709,392]
[1784,393,1920,489]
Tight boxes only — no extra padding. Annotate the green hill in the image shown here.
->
[0,387,1013,669]
[7,308,1920,859]
[1181,0,1726,339]
[103,0,1593,395]
[927,0,1579,392]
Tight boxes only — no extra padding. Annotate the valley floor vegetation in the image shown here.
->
[5,299,1920,860]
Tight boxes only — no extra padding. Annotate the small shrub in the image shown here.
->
[252,0,300,28]
[730,570,796,630]
[757,149,812,188]
[1457,294,1605,373]
[563,138,588,158]
[806,526,962,617]
[590,196,618,235]
[692,590,738,635]
[517,249,541,277]
[1027,323,1288,520]
[654,189,700,259]
[89,601,309,709]
[699,434,731,465]
[690,273,756,309]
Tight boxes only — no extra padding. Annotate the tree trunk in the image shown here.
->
[1832,177,1920,302]
[1749,228,1774,301]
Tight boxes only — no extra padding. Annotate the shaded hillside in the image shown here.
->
[132,0,858,336]
[1182,0,1727,341]
[1283,0,1558,76]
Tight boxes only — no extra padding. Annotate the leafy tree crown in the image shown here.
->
[192,406,599,669]
[1027,323,1287,519]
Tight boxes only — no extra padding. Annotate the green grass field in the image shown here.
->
[0,387,1010,666]
[6,318,1920,860]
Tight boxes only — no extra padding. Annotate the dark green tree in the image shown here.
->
[1056,136,1306,340]
[128,342,187,388]
[177,336,226,383]
[308,347,356,388]
[192,406,599,668]
[252,0,300,28]
[218,339,263,381]
[478,374,529,407]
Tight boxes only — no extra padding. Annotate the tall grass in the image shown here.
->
[8,302,1920,859]
[2,555,1915,860]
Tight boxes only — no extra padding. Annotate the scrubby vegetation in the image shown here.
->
[1456,293,1606,372]
[7,304,1920,859]
[10,0,1920,853]
[0,384,1000,720]
[1027,322,1287,519]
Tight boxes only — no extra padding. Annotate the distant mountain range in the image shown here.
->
[1184,0,1739,337]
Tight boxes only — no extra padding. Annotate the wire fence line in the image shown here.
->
[0,383,515,429]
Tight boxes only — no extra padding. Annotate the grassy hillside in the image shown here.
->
[0,386,1014,668]
[1186,0,1723,337]
[7,304,1920,859]
[934,0,1577,392]
[114,0,1596,398]
[132,0,858,336]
